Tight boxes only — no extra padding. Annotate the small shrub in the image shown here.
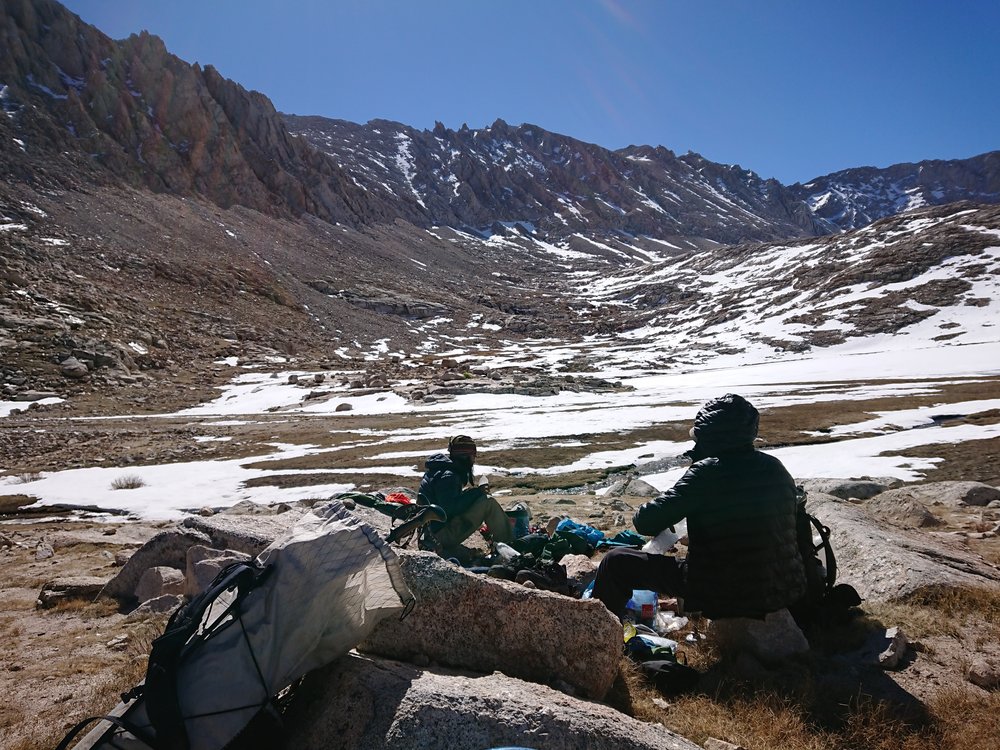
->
[110,474,145,490]
[15,472,42,484]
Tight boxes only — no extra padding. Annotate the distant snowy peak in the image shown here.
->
[282,115,831,245]
[790,152,1000,231]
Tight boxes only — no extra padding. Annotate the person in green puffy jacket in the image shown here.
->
[591,394,807,620]
[417,435,514,553]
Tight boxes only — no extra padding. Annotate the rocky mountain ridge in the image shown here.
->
[285,111,1000,244]
[0,0,399,227]
[283,114,832,245]
[3,0,998,253]
[789,151,1000,231]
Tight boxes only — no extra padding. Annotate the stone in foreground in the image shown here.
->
[360,550,622,700]
[284,652,701,750]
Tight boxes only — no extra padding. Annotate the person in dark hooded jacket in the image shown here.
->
[591,394,807,620]
[418,435,514,552]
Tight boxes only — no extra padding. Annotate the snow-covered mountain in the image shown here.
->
[395,202,1000,377]
[558,202,1000,374]
[282,115,831,245]
[790,152,1000,231]
[3,0,999,253]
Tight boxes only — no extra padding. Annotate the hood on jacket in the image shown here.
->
[689,393,759,454]
[424,452,456,472]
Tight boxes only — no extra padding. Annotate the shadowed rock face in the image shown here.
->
[284,652,702,750]
[0,0,397,226]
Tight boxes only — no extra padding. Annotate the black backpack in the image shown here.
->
[792,490,862,627]
[56,560,273,750]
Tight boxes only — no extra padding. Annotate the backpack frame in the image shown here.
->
[56,560,273,750]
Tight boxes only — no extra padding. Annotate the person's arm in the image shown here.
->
[632,461,710,536]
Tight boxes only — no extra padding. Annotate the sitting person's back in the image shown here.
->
[637,447,805,618]
[418,450,479,520]
[593,394,807,620]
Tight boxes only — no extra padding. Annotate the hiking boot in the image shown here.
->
[418,529,443,554]
[514,566,570,595]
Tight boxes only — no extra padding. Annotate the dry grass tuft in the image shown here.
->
[110,474,145,490]
[858,585,1000,644]
[977,544,1000,567]
[926,685,1000,750]
[15,472,42,484]
[615,659,829,750]
[49,598,121,618]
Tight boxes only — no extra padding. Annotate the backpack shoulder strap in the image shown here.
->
[143,561,271,750]
[807,513,837,591]
[55,714,158,750]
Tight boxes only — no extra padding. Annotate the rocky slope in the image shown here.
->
[560,202,1000,371]
[3,182,999,415]
[0,179,595,413]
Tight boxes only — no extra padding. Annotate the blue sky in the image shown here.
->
[60,0,999,184]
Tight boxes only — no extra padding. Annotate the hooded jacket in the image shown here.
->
[634,449,807,618]
[417,453,484,521]
[634,395,807,618]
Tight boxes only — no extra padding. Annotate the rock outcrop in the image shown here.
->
[360,550,622,700]
[807,493,1000,603]
[875,481,1000,509]
[283,652,701,750]
[0,0,397,227]
[101,527,211,600]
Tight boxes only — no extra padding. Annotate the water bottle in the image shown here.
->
[625,589,659,626]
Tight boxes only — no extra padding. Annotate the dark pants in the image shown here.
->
[591,547,686,620]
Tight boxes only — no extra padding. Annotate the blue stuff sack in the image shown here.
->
[556,518,606,546]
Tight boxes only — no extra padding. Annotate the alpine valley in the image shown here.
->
[2,1,998,418]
